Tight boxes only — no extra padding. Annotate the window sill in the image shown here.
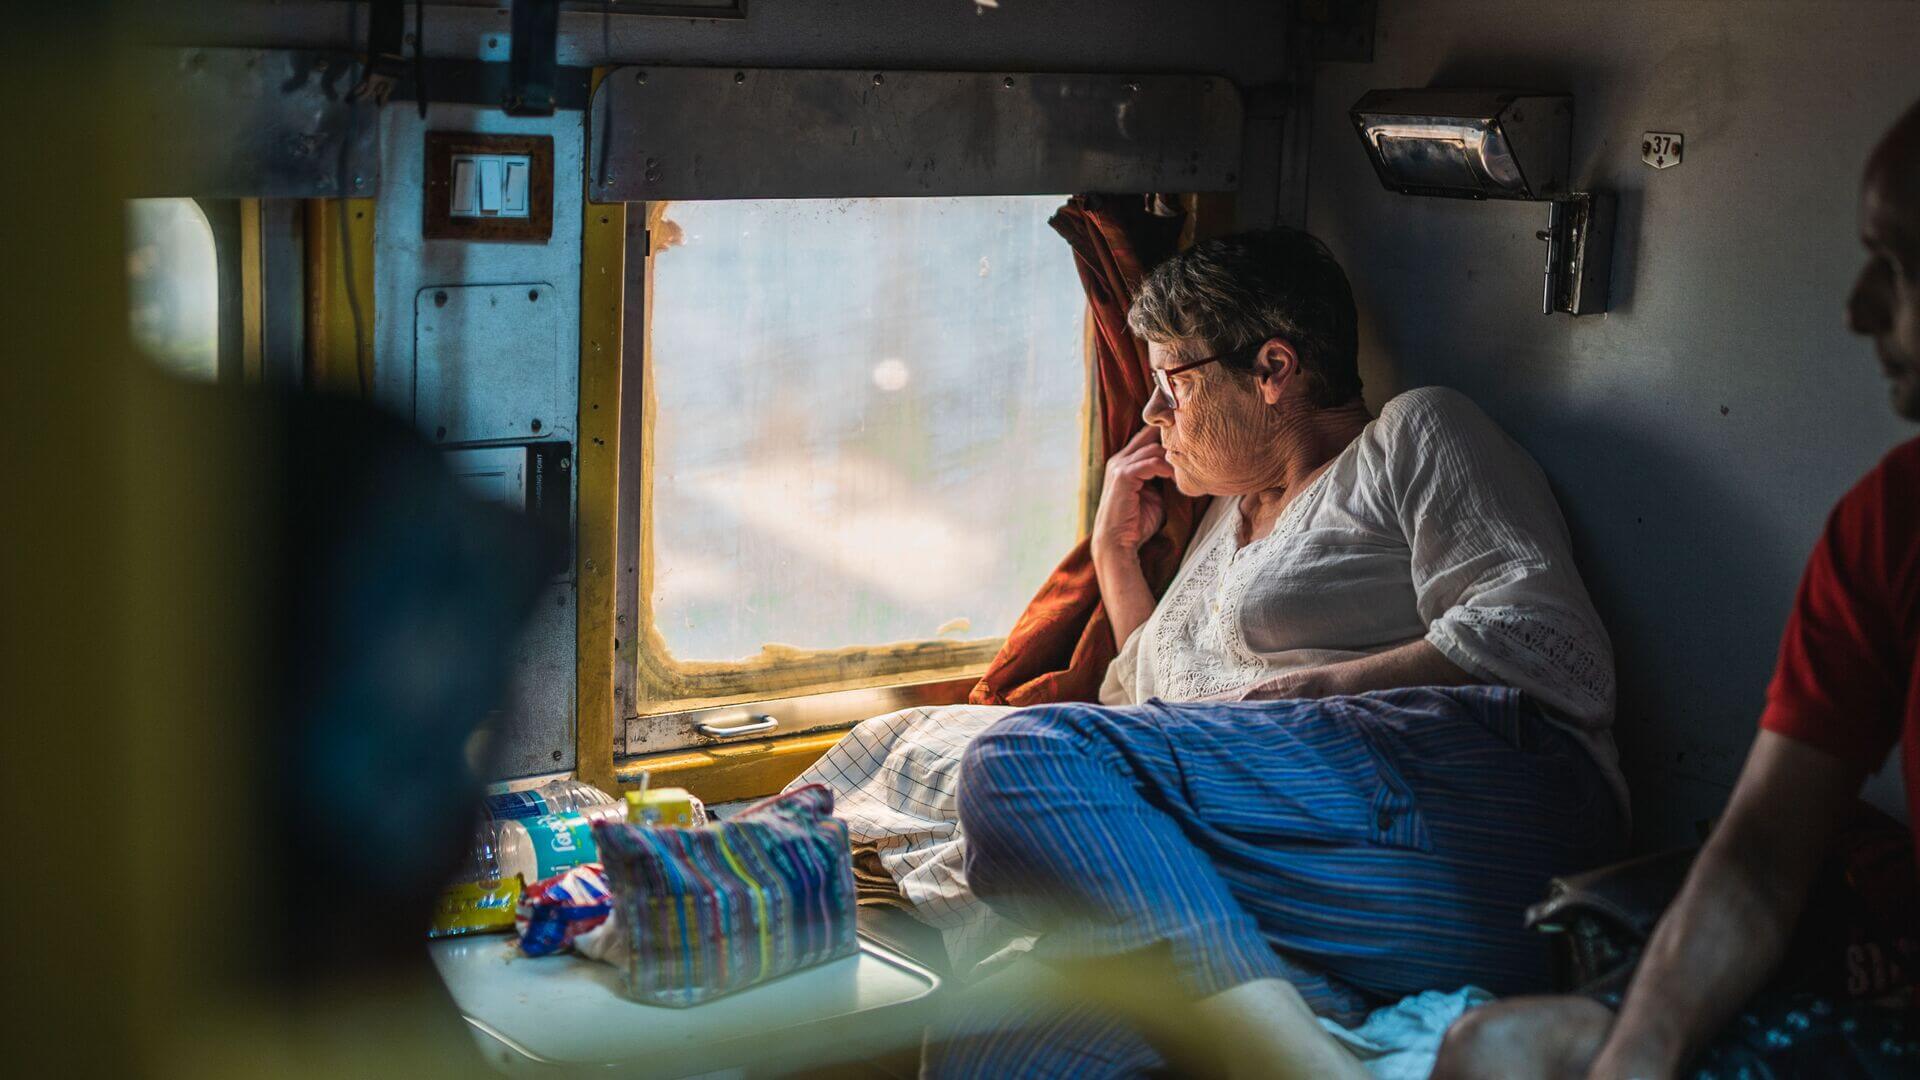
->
[613,728,852,804]
[622,675,976,755]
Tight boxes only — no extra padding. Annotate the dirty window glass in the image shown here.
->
[647,196,1088,664]
[125,198,219,381]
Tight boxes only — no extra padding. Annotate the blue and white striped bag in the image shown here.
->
[591,783,859,1006]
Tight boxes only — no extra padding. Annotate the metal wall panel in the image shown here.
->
[1308,0,1920,843]
[132,48,380,199]
[588,68,1244,201]
[253,200,308,388]
[497,582,580,778]
[373,104,585,780]
[414,283,562,444]
[153,1,1293,227]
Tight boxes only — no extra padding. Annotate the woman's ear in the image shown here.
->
[1254,338,1300,405]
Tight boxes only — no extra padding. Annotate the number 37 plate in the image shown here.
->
[1642,132,1683,169]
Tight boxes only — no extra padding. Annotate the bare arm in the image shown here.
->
[1094,545,1159,656]
[1585,731,1867,1079]
[1244,638,1474,700]
[1091,426,1175,650]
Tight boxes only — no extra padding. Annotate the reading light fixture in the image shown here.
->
[1352,88,1614,316]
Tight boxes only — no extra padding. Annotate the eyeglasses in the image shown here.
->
[1150,340,1266,409]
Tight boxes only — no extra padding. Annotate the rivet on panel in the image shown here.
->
[635,70,647,84]
[530,419,543,433]
[734,71,746,84]
[873,73,885,86]
[433,290,448,307]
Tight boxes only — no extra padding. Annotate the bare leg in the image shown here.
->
[1432,995,1614,1080]
[1193,977,1370,1080]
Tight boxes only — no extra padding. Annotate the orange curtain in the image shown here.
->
[971,195,1208,707]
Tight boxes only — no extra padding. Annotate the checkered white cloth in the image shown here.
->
[787,704,1035,974]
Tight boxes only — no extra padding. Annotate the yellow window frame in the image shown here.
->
[580,182,1230,794]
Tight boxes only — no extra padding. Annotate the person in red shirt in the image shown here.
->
[1435,96,1920,1079]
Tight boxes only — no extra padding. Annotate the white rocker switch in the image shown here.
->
[477,157,504,214]
[450,158,477,215]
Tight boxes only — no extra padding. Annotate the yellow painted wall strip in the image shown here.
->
[239,198,264,384]
[302,197,376,397]
[576,69,627,794]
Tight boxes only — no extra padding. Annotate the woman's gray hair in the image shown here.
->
[1127,227,1362,408]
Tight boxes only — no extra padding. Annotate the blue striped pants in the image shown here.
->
[928,686,1623,1078]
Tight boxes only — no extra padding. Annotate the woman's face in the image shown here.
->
[1143,340,1284,496]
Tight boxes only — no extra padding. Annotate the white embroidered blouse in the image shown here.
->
[1099,386,1626,810]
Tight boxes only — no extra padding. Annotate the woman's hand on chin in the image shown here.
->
[1092,425,1175,562]
[1240,666,1345,701]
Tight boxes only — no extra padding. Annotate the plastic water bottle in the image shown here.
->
[483,801,629,886]
[482,777,618,821]
[430,779,624,937]
[470,779,624,886]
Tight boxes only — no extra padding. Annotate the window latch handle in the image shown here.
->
[693,713,779,740]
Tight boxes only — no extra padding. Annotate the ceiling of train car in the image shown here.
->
[144,1,1302,90]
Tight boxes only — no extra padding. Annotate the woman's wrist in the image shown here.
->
[1091,539,1141,572]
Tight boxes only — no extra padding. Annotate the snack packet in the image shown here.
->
[515,862,625,962]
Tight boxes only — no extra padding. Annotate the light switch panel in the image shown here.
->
[424,133,554,241]
[452,153,529,219]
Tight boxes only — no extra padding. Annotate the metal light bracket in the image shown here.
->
[1536,193,1615,316]
[505,0,561,115]
[1351,87,1615,316]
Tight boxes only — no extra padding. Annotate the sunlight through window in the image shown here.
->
[125,198,219,381]
[646,196,1088,668]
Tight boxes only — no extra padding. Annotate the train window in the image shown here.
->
[125,197,220,381]
[636,195,1090,714]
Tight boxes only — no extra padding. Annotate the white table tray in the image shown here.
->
[431,934,941,1073]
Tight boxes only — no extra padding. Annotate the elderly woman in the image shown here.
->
[922,227,1628,1077]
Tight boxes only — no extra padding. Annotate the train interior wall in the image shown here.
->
[166,0,1920,843]
[1306,0,1920,846]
